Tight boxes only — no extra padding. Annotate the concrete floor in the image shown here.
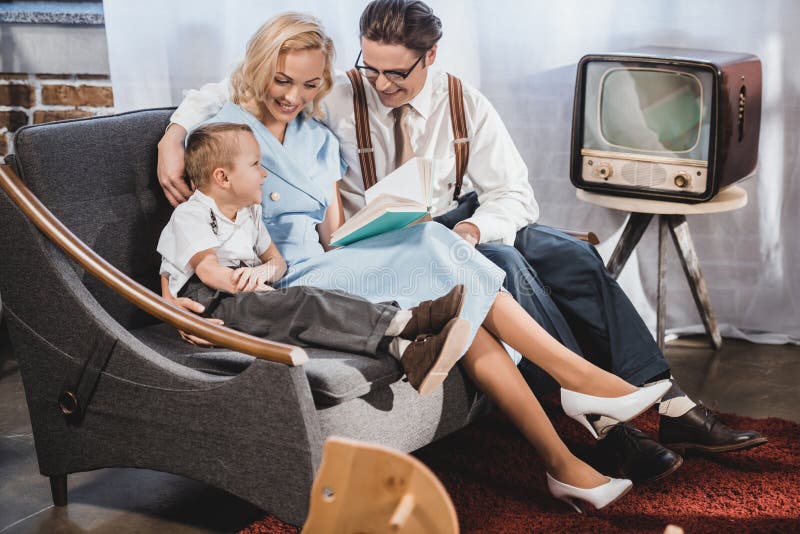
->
[1,320,798,533]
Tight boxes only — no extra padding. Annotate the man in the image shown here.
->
[157,0,766,482]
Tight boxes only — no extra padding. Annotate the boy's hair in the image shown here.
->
[359,0,442,56]
[184,123,254,189]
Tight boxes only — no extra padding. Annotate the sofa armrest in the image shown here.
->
[0,164,307,366]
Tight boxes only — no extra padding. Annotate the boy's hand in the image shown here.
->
[232,264,275,292]
[164,289,224,346]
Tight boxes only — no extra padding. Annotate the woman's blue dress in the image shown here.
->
[201,103,518,363]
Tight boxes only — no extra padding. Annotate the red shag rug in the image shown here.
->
[240,400,800,533]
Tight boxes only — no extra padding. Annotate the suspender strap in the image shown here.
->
[346,69,378,189]
[447,73,470,201]
[345,70,470,200]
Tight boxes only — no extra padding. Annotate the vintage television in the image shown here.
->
[570,47,761,202]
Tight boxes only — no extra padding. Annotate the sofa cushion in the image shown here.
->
[132,323,404,406]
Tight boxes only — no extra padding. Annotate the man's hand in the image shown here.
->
[157,123,192,207]
[232,264,276,292]
[453,221,481,247]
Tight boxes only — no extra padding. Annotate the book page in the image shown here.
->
[364,157,432,207]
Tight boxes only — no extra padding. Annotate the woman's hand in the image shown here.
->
[318,180,345,251]
[157,123,192,207]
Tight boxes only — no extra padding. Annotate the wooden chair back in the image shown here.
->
[302,437,459,534]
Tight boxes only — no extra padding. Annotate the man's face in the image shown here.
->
[360,38,436,108]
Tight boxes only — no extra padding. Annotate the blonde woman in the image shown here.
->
[159,12,671,512]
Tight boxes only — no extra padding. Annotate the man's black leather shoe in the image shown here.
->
[659,403,768,454]
[597,423,683,482]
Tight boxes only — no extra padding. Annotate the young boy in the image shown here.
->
[157,123,469,395]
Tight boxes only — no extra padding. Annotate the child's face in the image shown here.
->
[226,132,267,207]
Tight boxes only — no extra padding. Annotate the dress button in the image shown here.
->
[270,192,280,201]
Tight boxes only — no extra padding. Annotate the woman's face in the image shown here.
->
[263,48,326,125]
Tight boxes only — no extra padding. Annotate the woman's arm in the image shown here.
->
[157,80,232,207]
[317,180,345,251]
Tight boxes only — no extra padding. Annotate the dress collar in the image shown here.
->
[218,102,328,206]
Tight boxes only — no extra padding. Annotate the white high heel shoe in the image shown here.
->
[546,473,632,513]
[561,381,673,438]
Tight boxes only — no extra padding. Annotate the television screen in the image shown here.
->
[583,62,713,163]
[601,69,702,152]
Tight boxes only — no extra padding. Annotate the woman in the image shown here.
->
[159,12,670,512]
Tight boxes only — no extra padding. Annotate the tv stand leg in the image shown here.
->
[656,216,668,351]
[606,212,653,279]
[667,215,723,350]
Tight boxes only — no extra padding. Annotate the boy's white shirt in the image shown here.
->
[169,71,539,245]
[157,190,272,296]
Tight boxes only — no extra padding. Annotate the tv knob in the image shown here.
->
[597,163,613,180]
[674,172,691,188]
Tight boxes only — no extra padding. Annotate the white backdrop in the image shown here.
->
[104,0,800,343]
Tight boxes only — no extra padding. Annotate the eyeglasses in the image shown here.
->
[354,50,427,83]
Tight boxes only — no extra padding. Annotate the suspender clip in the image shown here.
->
[453,137,470,144]
[357,147,375,154]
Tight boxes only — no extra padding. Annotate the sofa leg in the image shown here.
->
[50,475,68,506]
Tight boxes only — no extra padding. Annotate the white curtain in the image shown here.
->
[104,0,800,343]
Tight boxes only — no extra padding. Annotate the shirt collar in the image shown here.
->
[407,69,434,119]
[191,190,252,225]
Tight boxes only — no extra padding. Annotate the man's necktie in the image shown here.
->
[392,104,415,170]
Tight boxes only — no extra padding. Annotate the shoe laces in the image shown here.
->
[606,424,644,453]
[697,403,722,431]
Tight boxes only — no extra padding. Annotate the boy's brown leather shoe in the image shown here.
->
[401,317,470,395]
[400,284,466,339]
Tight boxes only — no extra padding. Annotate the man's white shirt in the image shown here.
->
[157,190,272,296]
[170,69,539,244]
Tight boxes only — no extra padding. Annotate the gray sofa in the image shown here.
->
[0,108,487,526]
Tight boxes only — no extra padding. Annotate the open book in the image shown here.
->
[330,157,433,246]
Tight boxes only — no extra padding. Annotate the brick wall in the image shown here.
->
[0,73,114,159]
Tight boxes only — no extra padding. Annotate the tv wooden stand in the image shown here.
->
[577,185,748,351]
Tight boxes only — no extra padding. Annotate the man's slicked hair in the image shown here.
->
[359,0,442,55]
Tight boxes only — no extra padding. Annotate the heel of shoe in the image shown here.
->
[557,496,584,514]
[561,381,673,426]
[416,318,470,396]
[568,413,599,439]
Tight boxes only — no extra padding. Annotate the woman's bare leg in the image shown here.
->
[461,326,609,489]
[483,292,636,398]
